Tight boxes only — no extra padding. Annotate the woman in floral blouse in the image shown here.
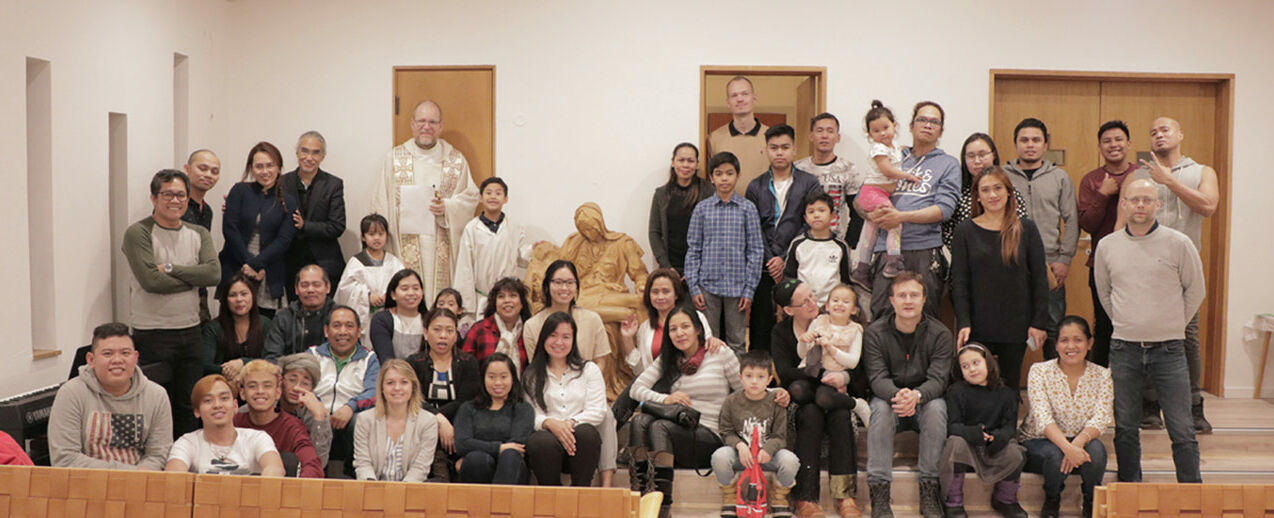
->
[1020,316,1113,518]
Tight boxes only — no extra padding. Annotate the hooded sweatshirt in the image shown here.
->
[1002,160,1079,265]
[875,147,961,253]
[48,365,173,470]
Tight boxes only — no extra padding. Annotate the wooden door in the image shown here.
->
[992,72,1233,394]
[393,66,495,188]
[992,78,1102,382]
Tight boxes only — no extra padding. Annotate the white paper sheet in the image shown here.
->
[399,184,436,236]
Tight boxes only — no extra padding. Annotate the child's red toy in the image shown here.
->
[735,425,767,518]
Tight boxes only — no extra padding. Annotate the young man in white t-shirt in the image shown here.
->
[165,374,284,476]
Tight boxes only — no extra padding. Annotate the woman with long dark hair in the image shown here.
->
[522,312,606,487]
[454,353,534,484]
[220,141,299,316]
[628,303,742,515]
[202,272,272,378]
[369,268,429,363]
[405,307,480,480]
[943,133,1030,249]
[951,168,1049,390]
[648,142,713,274]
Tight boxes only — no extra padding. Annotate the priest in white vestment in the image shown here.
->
[371,100,479,301]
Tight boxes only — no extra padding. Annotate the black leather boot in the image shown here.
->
[1040,494,1061,518]
[868,480,893,518]
[629,460,651,493]
[653,467,674,518]
[918,478,944,518]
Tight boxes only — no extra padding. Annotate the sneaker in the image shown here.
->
[882,255,904,278]
[853,398,872,428]
[1140,400,1164,430]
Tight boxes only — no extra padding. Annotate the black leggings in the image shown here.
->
[526,424,601,486]
[788,380,858,502]
[983,341,1027,391]
[628,413,720,468]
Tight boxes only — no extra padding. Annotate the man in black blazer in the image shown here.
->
[281,131,347,300]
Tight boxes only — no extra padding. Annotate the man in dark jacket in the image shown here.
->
[863,272,953,518]
[265,265,336,359]
[281,131,347,300]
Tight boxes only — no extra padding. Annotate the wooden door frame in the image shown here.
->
[699,65,828,155]
[391,65,496,175]
[989,69,1235,396]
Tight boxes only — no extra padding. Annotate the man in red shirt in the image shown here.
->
[1077,120,1137,368]
[234,360,325,477]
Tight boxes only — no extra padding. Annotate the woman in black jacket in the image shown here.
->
[406,307,480,480]
[648,142,713,274]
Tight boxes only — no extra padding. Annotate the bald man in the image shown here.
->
[707,76,770,193]
[1095,179,1204,483]
[1123,117,1220,433]
[371,100,478,301]
[182,149,221,231]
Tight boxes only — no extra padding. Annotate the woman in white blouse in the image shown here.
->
[353,358,438,482]
[1020,316,1113,518]
[166,374,284,476]
[521,311,606,486]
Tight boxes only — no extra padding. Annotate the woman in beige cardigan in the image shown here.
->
[353,359,438,481]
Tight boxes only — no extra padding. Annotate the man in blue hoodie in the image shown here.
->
[859,101,961,320]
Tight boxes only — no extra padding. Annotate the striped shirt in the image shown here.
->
[378,436,405,481]
[684,193,764,299]
[630,349,743,434]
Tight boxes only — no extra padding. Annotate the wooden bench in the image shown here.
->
[1094,483,1274,517]
[0,465,647,517]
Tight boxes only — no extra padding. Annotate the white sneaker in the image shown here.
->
[853,397,871,428]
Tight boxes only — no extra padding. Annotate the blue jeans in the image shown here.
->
[710,446,800,487]
[1110,339,1200,482]
[867,396,947,482]
[1022,438,1106,497]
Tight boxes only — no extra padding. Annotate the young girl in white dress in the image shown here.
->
[335,214,405,344]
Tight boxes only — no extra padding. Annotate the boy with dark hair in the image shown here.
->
[745,125,824,353]
[784,191,852,308]
[711,350,799,518]
[794,113,864,245]
[687,152,764,354]
[1003,117,1078,361]
[453,176,536,316]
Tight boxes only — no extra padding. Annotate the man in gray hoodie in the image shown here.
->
[48,323,173,470]
[1003,118,1078,360]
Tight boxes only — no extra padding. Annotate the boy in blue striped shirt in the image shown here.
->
[686,152,764,354]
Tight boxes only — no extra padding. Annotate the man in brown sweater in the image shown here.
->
[708,76,770,194]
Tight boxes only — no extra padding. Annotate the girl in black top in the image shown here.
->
[202,272,272,377]
[950,167,1049,389]
[405,307,480,480]
[941,343,1027,518]
[454,353,534,484]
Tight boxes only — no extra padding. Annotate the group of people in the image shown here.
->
[15,76,1217,518]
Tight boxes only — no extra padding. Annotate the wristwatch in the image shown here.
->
[163,263,173,273]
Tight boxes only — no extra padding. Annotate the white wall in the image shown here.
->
[0,0,232,395]
[4,0,1274,397]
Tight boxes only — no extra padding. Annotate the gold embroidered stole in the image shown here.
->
[390,142,464,291]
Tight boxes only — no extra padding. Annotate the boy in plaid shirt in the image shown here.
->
[686,151,764,354]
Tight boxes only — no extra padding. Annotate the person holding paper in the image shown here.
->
[372,100,479,301]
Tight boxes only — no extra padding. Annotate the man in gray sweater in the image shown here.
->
[49,323,173,470]
[1095,179,1204,484]
[122,169,221,437]
[1003,118,1078,360]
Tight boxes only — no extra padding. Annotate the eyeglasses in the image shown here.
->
[412,118,442,127]
[157,191,188,201]
[914,117,943,127]
[965,151,994,161]
[550,279,576,287]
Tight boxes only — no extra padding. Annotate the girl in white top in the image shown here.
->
[521,312,607,486]
[369,269,427,363]
[353,358,438,482]
[851,101,926,284]
[166,374,283,476]
[335,214,406,344]
[798,285,866,402]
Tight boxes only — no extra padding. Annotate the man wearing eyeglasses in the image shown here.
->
[1095,178,1204,484]
[121,169,221,438]
[371,100,479,302]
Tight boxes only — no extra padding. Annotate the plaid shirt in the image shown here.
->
[684,193,764,299]
[461,316,528,368]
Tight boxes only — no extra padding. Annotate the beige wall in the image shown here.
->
[3,0,1273,397]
